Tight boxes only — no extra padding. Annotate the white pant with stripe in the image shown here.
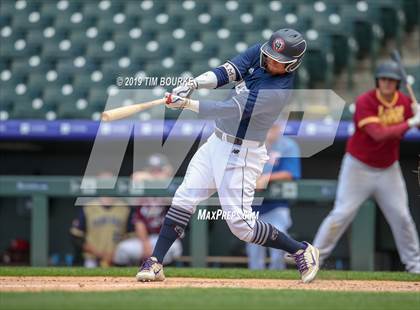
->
[313,153,420,272]
[171,133,269,242]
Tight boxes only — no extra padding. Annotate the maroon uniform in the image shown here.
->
[135,198,169,235]
[346,89,413,168]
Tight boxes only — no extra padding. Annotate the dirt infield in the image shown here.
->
[1,276,419,292]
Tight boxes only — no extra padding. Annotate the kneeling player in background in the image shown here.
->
[113,154,182,265]
[70,184,135,268]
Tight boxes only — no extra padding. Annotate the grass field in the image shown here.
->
[1,267,420,281]
[1,267,419,310]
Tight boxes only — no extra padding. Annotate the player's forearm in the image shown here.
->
[268,171,293,182]
[188,62,238,91]
[135,222,149,242]
[363,122,410,142]
[83,243,102,258]
[194,71,218,89]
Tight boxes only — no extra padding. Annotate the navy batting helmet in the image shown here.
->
[375,60,402,80]
[260,28,307,73]
[375,60,402,89]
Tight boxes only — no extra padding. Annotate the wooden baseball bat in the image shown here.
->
[101,98,166,121]
[390,50,418,105]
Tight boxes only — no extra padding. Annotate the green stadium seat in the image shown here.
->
[101,60,137,82]
[268,13,309,34]
[0,37,41,58]
[56,58,96,78]
[217,45,237,63]
[145,63,173,78]
[57,98,97,119]
[340,4,382,64]
[366,0,405,45]
[9,60,31,81]
[189,63,210,77]
[294,64,310,89]
[0,58,9,71]
[96,15,138,33]
[82,1,125,19]
[129,41,173,62]
[123,2,142,18]
[0,1,17,17]
[69,31,111,54]
[405,65,420,97]
[252,2,297,19]
[113,29,155,50]
[155,31,198,49]
[209,2,252,18]
[72,78,91,99]
[43,86,70,105]
[182,14,224,31]
[311,16,357,79]
[0,94,13,118]
[244,31,264,46]
[26,29,44,46]
[53,10,97,32]
[172,42,216,66]
[229,15,267,32]
[166,1,209,16]
[303,31,334,88]
[88,87,108,110]
[0,13,12,28]
[0,81,20,106]
[123,0,166,17]
[11,11,54,32]
[200,31,243,51]
[40,1,83,19]
[11,97,57,120]
[402,0,419,32]
[41,40,84,59]
[27,73,52,97]
[140,14,182,33]
[85,40,128,60]
[5,0,42,15]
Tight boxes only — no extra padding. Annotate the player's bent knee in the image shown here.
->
[226,219,254,242]
[171,188,209,214]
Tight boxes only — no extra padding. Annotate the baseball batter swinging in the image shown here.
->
[136,29,320,283]
[312,60,420,273]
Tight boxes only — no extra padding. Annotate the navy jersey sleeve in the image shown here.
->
[228,44,261,81]
[199,74,294,119]
[211,44,261,87]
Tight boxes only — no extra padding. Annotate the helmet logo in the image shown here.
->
[272,38,285,52]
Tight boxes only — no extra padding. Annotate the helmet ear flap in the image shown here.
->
[285,59,301,72]
[376,78,401,90]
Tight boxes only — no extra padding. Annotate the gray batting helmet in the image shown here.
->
[260,28,307,73]
[375,60,402,81]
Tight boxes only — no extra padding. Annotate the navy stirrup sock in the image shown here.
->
[152,206,192,263]
[251,220,306,254]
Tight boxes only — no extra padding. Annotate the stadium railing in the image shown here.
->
[0,176,375,270]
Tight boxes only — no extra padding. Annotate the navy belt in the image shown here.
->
[214,128,264,147]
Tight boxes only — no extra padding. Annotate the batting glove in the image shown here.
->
[411,102,419,114]
[407,107,420,128]
[171,79,198,98]
[164,93,199,112]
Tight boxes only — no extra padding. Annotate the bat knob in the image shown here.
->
[101,112,110,122]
